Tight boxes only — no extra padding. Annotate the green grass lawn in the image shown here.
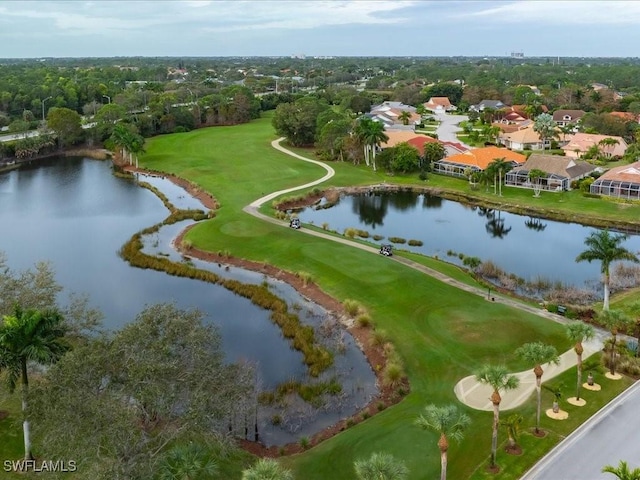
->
[135,115,638,479]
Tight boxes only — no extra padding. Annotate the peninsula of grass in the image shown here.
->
[135,115,635,478]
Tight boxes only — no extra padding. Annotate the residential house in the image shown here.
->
[505,154,595,192]
[498,125,549,151]
[469,99,508,112]
[369,102,421,130]
[423,97,456,113]
[590,161,640,199]
[561,133,628,159]
[433,146,526,178]
[552,109,586,127]
[609,111,640,124]
[379,130,447,157]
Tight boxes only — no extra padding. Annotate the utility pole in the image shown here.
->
[41,96,52,122]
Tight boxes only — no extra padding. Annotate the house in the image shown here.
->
[590,161,640,199]
[561,133,628,159]
[498,125,549,150]
[380,130,430,149]
[432,146,525,178]
[609,111,640,124]
[369,103,421,130]
[371,101,417,114]
[470,100,508,112]
[552,109,586,127]
[423,97,456,113]
[505,154,595,191]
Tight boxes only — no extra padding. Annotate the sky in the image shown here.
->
[1,0,640,58]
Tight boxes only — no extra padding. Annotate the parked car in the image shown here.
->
[289,218,301,229]
[379,244,393,256]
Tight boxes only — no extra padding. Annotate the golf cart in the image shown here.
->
[379,244,393,256]
[289,218,301,229]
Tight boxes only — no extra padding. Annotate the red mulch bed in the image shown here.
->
[123,166,410,456]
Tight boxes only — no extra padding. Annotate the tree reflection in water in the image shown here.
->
[352,193,389,228]
[524,217,547,232]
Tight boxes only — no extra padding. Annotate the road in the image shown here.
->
[0,122,96,143]
[520,380,640,479]
[434,111,472,149]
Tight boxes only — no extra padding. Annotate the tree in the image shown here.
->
[415,404,470,480]
[533,113,556,150]
[475,364,520,469]
[272,97,329,147]
[390,142,421,174]
[598,137,620,159]
[354,452,409,480]
[500,413,523,452]
[46,107,83,147]
[398,110,411,125]
[242,458,294,480]
[575,230,639,311]
[94,103,127,140]
[422,142,446,170]
[158,442,219,480]
[602,460,640,480]
[0,306,69,460]
[29,304,255,479]
[598,309,633,376]
[486,157,512,196]
[566,321,596,401]
[528,168,547,197]
[354,117,388,171]
[515,342,560,434]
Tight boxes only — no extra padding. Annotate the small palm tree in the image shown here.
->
[602,460,640,479]
[598,310,633,376]
[415,404,470,480]
[354,452,408,480]
[158,443,218,480]
[0,306,69,460]
[242,458,293,480]
[566,321,595,400]
[576,230,639,311]
[475,364,520,469]
[398,111,411,126]
[515,342,560,434]
[528,168,547,197]
[500,413,523,452]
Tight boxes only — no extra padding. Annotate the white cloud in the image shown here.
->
[458,1,640,25]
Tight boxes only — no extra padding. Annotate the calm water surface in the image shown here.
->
[299,190,640,289]
[0,157,376,446]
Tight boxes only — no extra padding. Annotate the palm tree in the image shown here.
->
[566,321,596,401]
[528,168,547,197]
[576,230,639,311]
[242,458,294,480]
[158,443,218,480]
[475,364,520,469]
[367,120,389,172]
[602,460,640,479]
[598,137,620,159]
[415,404,470,480]
[515,342,560,434]
[354,117,389,169]
[0,306,69,460]
[598,310,633,376]
[354,452,409,480]
[500,413,523,452]
[533,112,555,150]
[398,110,411,126]
[486,157,512,196]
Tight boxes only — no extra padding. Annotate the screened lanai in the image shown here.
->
[590,178,640,199]
[505,169,568,191]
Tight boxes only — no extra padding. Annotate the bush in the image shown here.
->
[356,314,372,328]
[299,437,310,450]
[372,234,385,241]
[344,227,357,239]
[383,363,404,387]
[356,229,370,238]
[408,239,423,246]
[343,299,362,318]
[388,236,406,244]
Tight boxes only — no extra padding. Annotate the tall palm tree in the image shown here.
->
[366,120,389,172]
[576,230,639,311]
[0,306,69,460]
[354,452,409,480]
[602,460,640,479]
[242,458,293,480]
[566,321,595,400]
[598,310,633,376]
[486,157,512,196]
[415,404,470,480]
[598,137,620,158]
[515,342,560,434]
[475,364,520,469]
[533,112,555,150]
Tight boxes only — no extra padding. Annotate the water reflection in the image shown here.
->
[525,217,547,232]
[485,211,512,239]
[351,194,388,228]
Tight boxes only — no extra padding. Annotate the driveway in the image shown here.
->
[520,380,640,479]
[434,111,472,149]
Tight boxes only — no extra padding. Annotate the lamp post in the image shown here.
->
[41,96,52,122]
[103,95,111,104]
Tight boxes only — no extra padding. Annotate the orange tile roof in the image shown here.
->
[444,146,526,170]
[381,130,424,148]
[406,136,439,155]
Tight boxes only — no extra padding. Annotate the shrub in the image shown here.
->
[343,299,362,318]
[372,234,385,241]
[344,227,357,239]
[388,236,406,244]
[383,363,404,387]
[271,414,282,426]
[299,437,310,450]
[296,271,313,287]
[356,229,370,238]
[370,329,389,347]
[356,314,372,328]
[321,222,329,230]
[408,239,423,246]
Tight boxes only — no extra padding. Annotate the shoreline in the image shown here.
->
[124,165,408,456]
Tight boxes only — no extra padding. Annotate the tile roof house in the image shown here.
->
[505,154,595,192]
[379,130,445,157]
[590,161,640,199]
[498,125,549,150]
[609,111,640,124]
[423,97,456,113]
[433,146,525,178]
[561,133,628,159]
[552,109,586,127]
[368,103,421,130]
[470,99,508,112]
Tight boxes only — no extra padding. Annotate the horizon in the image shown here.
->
[2,1,640,58]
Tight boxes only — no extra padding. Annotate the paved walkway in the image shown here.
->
[246,138,608,411]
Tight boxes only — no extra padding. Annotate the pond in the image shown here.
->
[0,157,377,446]
[298,190,640,291]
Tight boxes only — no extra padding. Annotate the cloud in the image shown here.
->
[458,0,640,25]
